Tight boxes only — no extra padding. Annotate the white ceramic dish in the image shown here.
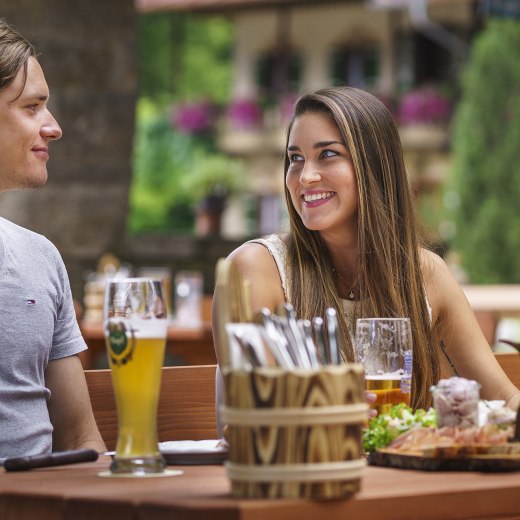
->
[159,440,228,465]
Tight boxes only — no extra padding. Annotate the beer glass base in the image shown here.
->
[110,454,167,475]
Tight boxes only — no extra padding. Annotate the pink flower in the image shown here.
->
[398,86,452,125]
[226,99,262,130]
[171,100,216,134]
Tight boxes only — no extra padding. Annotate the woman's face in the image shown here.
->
[286,111,358,236]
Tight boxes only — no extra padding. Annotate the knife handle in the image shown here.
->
[4,449,99,471]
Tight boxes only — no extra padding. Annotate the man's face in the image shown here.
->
[0,56,62,192]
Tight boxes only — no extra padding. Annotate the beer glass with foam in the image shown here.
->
[355,318,413,415]
[104,278,168,474]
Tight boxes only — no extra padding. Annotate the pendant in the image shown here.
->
[349,290,355,300]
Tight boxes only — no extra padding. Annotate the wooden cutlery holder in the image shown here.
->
[220,364,368,499]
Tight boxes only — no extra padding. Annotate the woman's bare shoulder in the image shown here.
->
[420,247,467,316]
[228,241,279,274]
[225,241,285,310]
[419,248,448,280]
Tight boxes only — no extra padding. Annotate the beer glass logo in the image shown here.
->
[107,321,136,367]
[400,350,412,394]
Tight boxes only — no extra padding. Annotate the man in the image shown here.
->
[0,19,106,458]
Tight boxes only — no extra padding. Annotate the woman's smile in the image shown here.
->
[302,190,336,207]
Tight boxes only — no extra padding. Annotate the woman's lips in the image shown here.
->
[302,191,336,208]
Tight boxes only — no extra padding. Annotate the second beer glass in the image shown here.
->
[355,318,413,415]
[104,278,168,474]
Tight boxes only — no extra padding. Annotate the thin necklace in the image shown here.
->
[332,267,356,300]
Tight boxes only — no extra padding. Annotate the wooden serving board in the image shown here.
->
[368,446,520,472]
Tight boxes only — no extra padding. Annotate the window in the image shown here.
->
[256,50,302,100]
[331,45,380,89]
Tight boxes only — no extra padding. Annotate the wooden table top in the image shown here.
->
[3,457,520,520]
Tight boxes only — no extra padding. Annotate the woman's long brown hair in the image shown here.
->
[283,87,438,409]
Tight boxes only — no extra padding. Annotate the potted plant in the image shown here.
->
[181,153,246,236]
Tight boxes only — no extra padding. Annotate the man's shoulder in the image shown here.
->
[0,217,60,261]
[0,217,57,248]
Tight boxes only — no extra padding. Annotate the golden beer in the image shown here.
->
[365,375,411,415]
[104,278,168,475]
[108,337,166,457]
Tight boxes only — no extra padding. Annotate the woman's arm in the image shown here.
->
[212,242,287,437]
[423,250,520,410]
[227,242,287,313]
[212,242,286,364]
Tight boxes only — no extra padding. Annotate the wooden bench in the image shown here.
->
[85,364,218,451]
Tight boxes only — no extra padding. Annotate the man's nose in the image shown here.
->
[41,110,63,141]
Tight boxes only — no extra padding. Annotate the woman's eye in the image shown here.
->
[321,149,338,158]
[26,104,38,112]
[289,153,303,163]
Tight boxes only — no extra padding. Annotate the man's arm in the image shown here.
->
[45,355,106,452]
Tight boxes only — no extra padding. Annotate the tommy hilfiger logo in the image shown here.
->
[26,299,36,305]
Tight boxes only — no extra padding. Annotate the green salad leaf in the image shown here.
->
[362,404,437,453]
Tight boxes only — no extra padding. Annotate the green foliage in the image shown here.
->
[130,14,235,233]
[179,16,233,104]
[180,154,245,200]
[129,99,245,234]
[450,19,520,283]
[137,13,233,105]
[138,13,182,101]
[129,98,209,233]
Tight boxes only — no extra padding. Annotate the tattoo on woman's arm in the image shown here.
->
[439,340,460,376]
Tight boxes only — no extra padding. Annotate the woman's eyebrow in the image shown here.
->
[313,140,345,148]
[287,140,345,152]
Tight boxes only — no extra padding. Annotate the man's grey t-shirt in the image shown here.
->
[0,217,87,458]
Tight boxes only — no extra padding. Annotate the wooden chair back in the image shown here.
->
[85,364,218,451]
[495,352,520,389]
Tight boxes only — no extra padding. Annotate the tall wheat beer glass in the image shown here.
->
[104,278,168,474]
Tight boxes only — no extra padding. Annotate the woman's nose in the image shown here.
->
[299,163,321,185]
[41,110,63,141]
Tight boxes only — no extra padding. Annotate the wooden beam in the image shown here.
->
[135,0,353,14]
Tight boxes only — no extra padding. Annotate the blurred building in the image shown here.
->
[137,0,480,241]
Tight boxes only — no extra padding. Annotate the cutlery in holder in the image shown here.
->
[220,365,367,499]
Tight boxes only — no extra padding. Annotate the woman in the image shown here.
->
[214,86,519,412]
